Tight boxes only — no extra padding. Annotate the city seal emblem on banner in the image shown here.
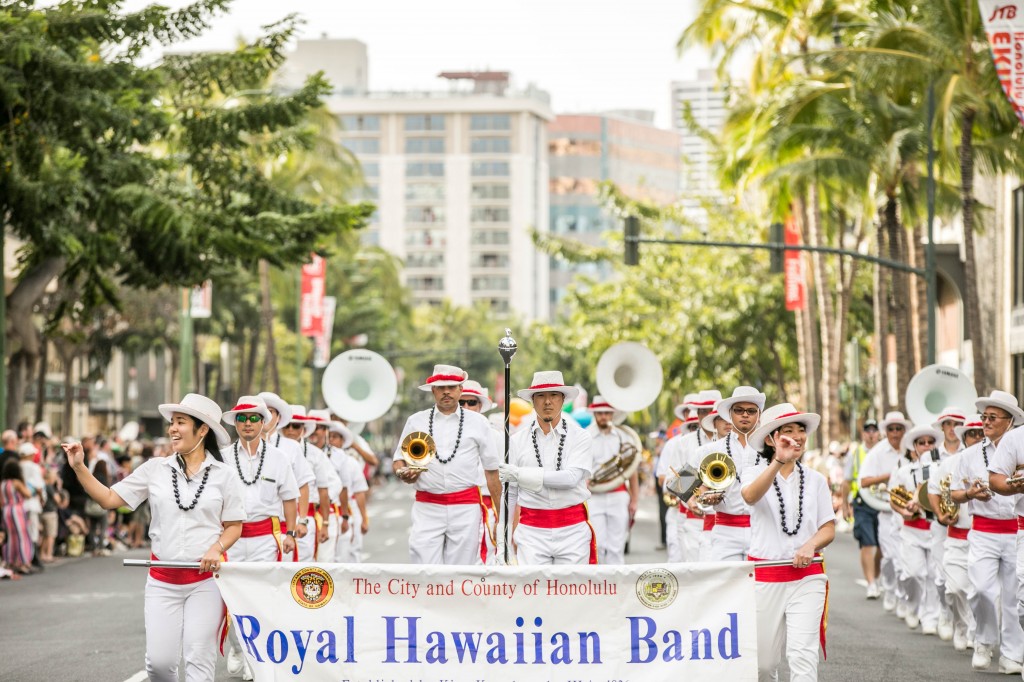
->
[635,568,678,610]
[290,567,334,609]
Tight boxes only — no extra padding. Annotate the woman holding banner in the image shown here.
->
[64,394,246,682]
[741,403,835,682]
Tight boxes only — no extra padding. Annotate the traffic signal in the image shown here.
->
[769,222,784,273]
[624,216,639,266]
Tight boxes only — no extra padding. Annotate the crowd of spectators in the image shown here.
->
[0,421,162,581]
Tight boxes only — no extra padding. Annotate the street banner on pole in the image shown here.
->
[980,0,1024,126]
[216,561,759,681]
[783,215,806,311]
[189,281,213,319]
[312,296,336,369]
[300,254,326,338]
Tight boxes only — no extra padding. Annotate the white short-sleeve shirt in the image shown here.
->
[509,418,593,510]
[887,453,938,510]
[987,428,1024,516]
[953,439,1017,520]
[272,434,316,489]
[220,440,299,522]
[112,453,246,562]
[394,407,501,494]
[857,440,902,501]
[743,462,834,561]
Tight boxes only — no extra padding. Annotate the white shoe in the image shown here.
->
[905,613,920,630]
[922,621,937,635]
[866,582,881,599]
[226,648,243,676]
[953,628,968,651]
[883,593,896,611]
[937,621,953,641]
[973,645,993,670]
[241,663,254,682]
[997,656,1022,674]
[896,602,908,619]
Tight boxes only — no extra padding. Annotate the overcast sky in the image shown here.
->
[126,0,711,128]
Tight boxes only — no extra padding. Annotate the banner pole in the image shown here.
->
[124,557,823,570]
[497,328,518,566]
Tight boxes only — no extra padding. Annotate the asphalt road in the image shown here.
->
[0,481,1003,680]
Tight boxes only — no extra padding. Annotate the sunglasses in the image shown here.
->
[731,407,759,417]
[235,414,263,424]
[459,399,480,407]
[980,414,1010,422]
[964,429,984,437]
[915,439,936,446]
[886,425,905,432]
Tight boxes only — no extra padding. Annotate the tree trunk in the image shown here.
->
[35,337,48,423]
[912,221,928,369]
[796,198,822,417]
[805,185,836,442]
[960,108,987,393]
[6,257,65,427]
[238,334,251,398]
[259,259,280,394]
[62,351,74,436]
[245,328,260,397]
[794,307,811,408]
[876,218,892,413]
[884,196,913,406]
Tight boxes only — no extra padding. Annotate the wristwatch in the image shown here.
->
[285,530,297,538]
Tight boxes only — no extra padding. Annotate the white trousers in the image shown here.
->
[514,520,593,565]
[1014,532,1024,635]
[708,523,750,562]
[318,514,338,563]
[336,505,363,563]
[589,490,629,565]
[678,516,704,563]
[144,576,222,682]
[228,533,282,562]
[665,506,681,562]
[877,512,900,598]
[409,500,483,565]
[898,524,940,627]
[930,524,951,624]
[296,519,317,562]
[755,574,827,682]
[699,526,716,561]
[943,536,975,638]
[968,529,1024,659]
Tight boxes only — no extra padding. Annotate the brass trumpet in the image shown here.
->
[401,431,436,470]
[888,484,915,510]
[938,474,959,523]
[697,452,737,504]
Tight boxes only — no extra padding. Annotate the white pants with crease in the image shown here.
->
[409,500,483,565]
[678,515,704,563]
[318,514,338,563]
[665,506,680,562]
[943,536,975,638]
[514,520,592,565]
[756,574,827,682]
[707,523,750,562]
[588,489,629,565]
[877,512,901,598]
[898,524,940,627]
[968,529,1024,660]
[144,576,222,682]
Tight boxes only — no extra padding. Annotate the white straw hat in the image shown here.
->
[517,371,580,402]
[418,364,468,391]
[700,408,727,433]
[288,404,316,438]
[327,421,354,449]
[222,395,272,427]
[717,386,767,425]
[975,390,1024,426]
[900,424,943,453]
[954,415,984,442]
[673,392,699,421]
[258,392,292,426]
[878,410,913,432]
[748,403,821,452]
[931,409,967,430]
[461,379,494,412]
[158,393,231,447]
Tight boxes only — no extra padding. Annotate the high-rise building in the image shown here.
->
[670,69,728,225]
[547,112,681,309]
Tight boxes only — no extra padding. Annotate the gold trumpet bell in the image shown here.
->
[699,452,737,490]
[401,431,436,470]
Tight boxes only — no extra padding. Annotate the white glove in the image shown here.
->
[498,463,519,484]
[516,467,545,493]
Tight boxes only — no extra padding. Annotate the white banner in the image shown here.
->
[216,561,759,681]
[980,0,1024,125]
[312,296,337,369]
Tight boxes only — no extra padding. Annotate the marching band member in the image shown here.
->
[221,396,298,680]
[929,414,982,651]
[952,390,1024,673]
[843,419,882,599]
[280,405,334,562]
[66,394,244,682]
[459,379,502,563]
[741,403,834,682]
[696,386,765,562]
[327,421,369,562]
[499,371,595,565]
[392,364,501,565]
[858,411,912,614]
[887,424,942,634]
[928,409,965,641]
[655,393,699,562]
[585,395,639,565]
[307,409,347,562]
[690,400,733,560]
[934,409,967,456]
[257,392,315,553]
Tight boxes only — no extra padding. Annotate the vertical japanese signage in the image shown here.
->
[980,1,1024,126]
[300,254,326,337]
[783,215,806,311]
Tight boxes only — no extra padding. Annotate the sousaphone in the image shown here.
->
[591,424,644,493]
[595,342,664,413]
[905,364,978,427]
[321,349,398,424]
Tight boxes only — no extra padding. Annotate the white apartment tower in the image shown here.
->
[670,69,728,223]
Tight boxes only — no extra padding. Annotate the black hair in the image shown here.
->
[186,416,224,462]
[93,459,109,485]
[1,459,23,482]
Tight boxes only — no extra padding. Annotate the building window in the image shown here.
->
[406,162,445,177]
[471,276,510,291]
[360,229,380,247]
[470,114,511,131]
[404,114,445,131]
[470,137,511,154]
[405,252,445,268]
[408,275,445,291]
[471,253,510,268]
[471,184,510,200]
[471,161,509,177]
[352,185,378,201]
[405,137,446,154]
[405,229,447,248]
[470,230,510,245]
[405,183,445,202]
[339,115,380,132]
[341,138,379,154]
[360,162,379,177]
[475,297,510,313]
[405,206,445,223]
[1014,186,1024,307]
[471,206,510,223]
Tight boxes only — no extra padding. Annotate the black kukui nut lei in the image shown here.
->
[429,406,464,464]
[172,466,211,512]
[774,460,806,536]
[533,418,567,471]
[234,439,266,486]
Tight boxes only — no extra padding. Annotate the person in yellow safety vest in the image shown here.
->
[843,419,883,598]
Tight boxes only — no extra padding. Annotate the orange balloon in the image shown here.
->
[509,398,533,418]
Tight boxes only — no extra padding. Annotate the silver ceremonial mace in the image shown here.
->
[498,328,518,565]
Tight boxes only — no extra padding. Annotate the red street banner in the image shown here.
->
[783,216,806,311]
[980,0,1024,126]
[300,254,326,338]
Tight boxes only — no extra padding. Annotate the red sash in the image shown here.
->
[748,554,828,659]
[148,553,210,584]
[703,514,717,531]
[241,516,285,561]
[417,487,490,563]
[973,515,1018,534]
[597,484,628,494]
[948,526,970,540]
[1018,516,1024,531]
[519,504,598,564]
[715,512,751,528]
[903,518,932,531]
[682,506,702,520]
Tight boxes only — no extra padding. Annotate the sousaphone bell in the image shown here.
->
[905,364,978,427]
[595,342,664,413]
[321,349,399,424]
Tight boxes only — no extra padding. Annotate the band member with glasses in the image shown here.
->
[695,386,766,562]
[924,410,965,642]
[498,371,594,565]
[278,405,334,562]
[65,394,244,682]
[742,403,834,682]
[327,421,370,562]
[458,379,501,562]
[887,424,943,634]
[258,392,315,548]
[586,395,640,565]
[953,391,1024,673]
[393,365,502,565]
[858,410,912,614]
